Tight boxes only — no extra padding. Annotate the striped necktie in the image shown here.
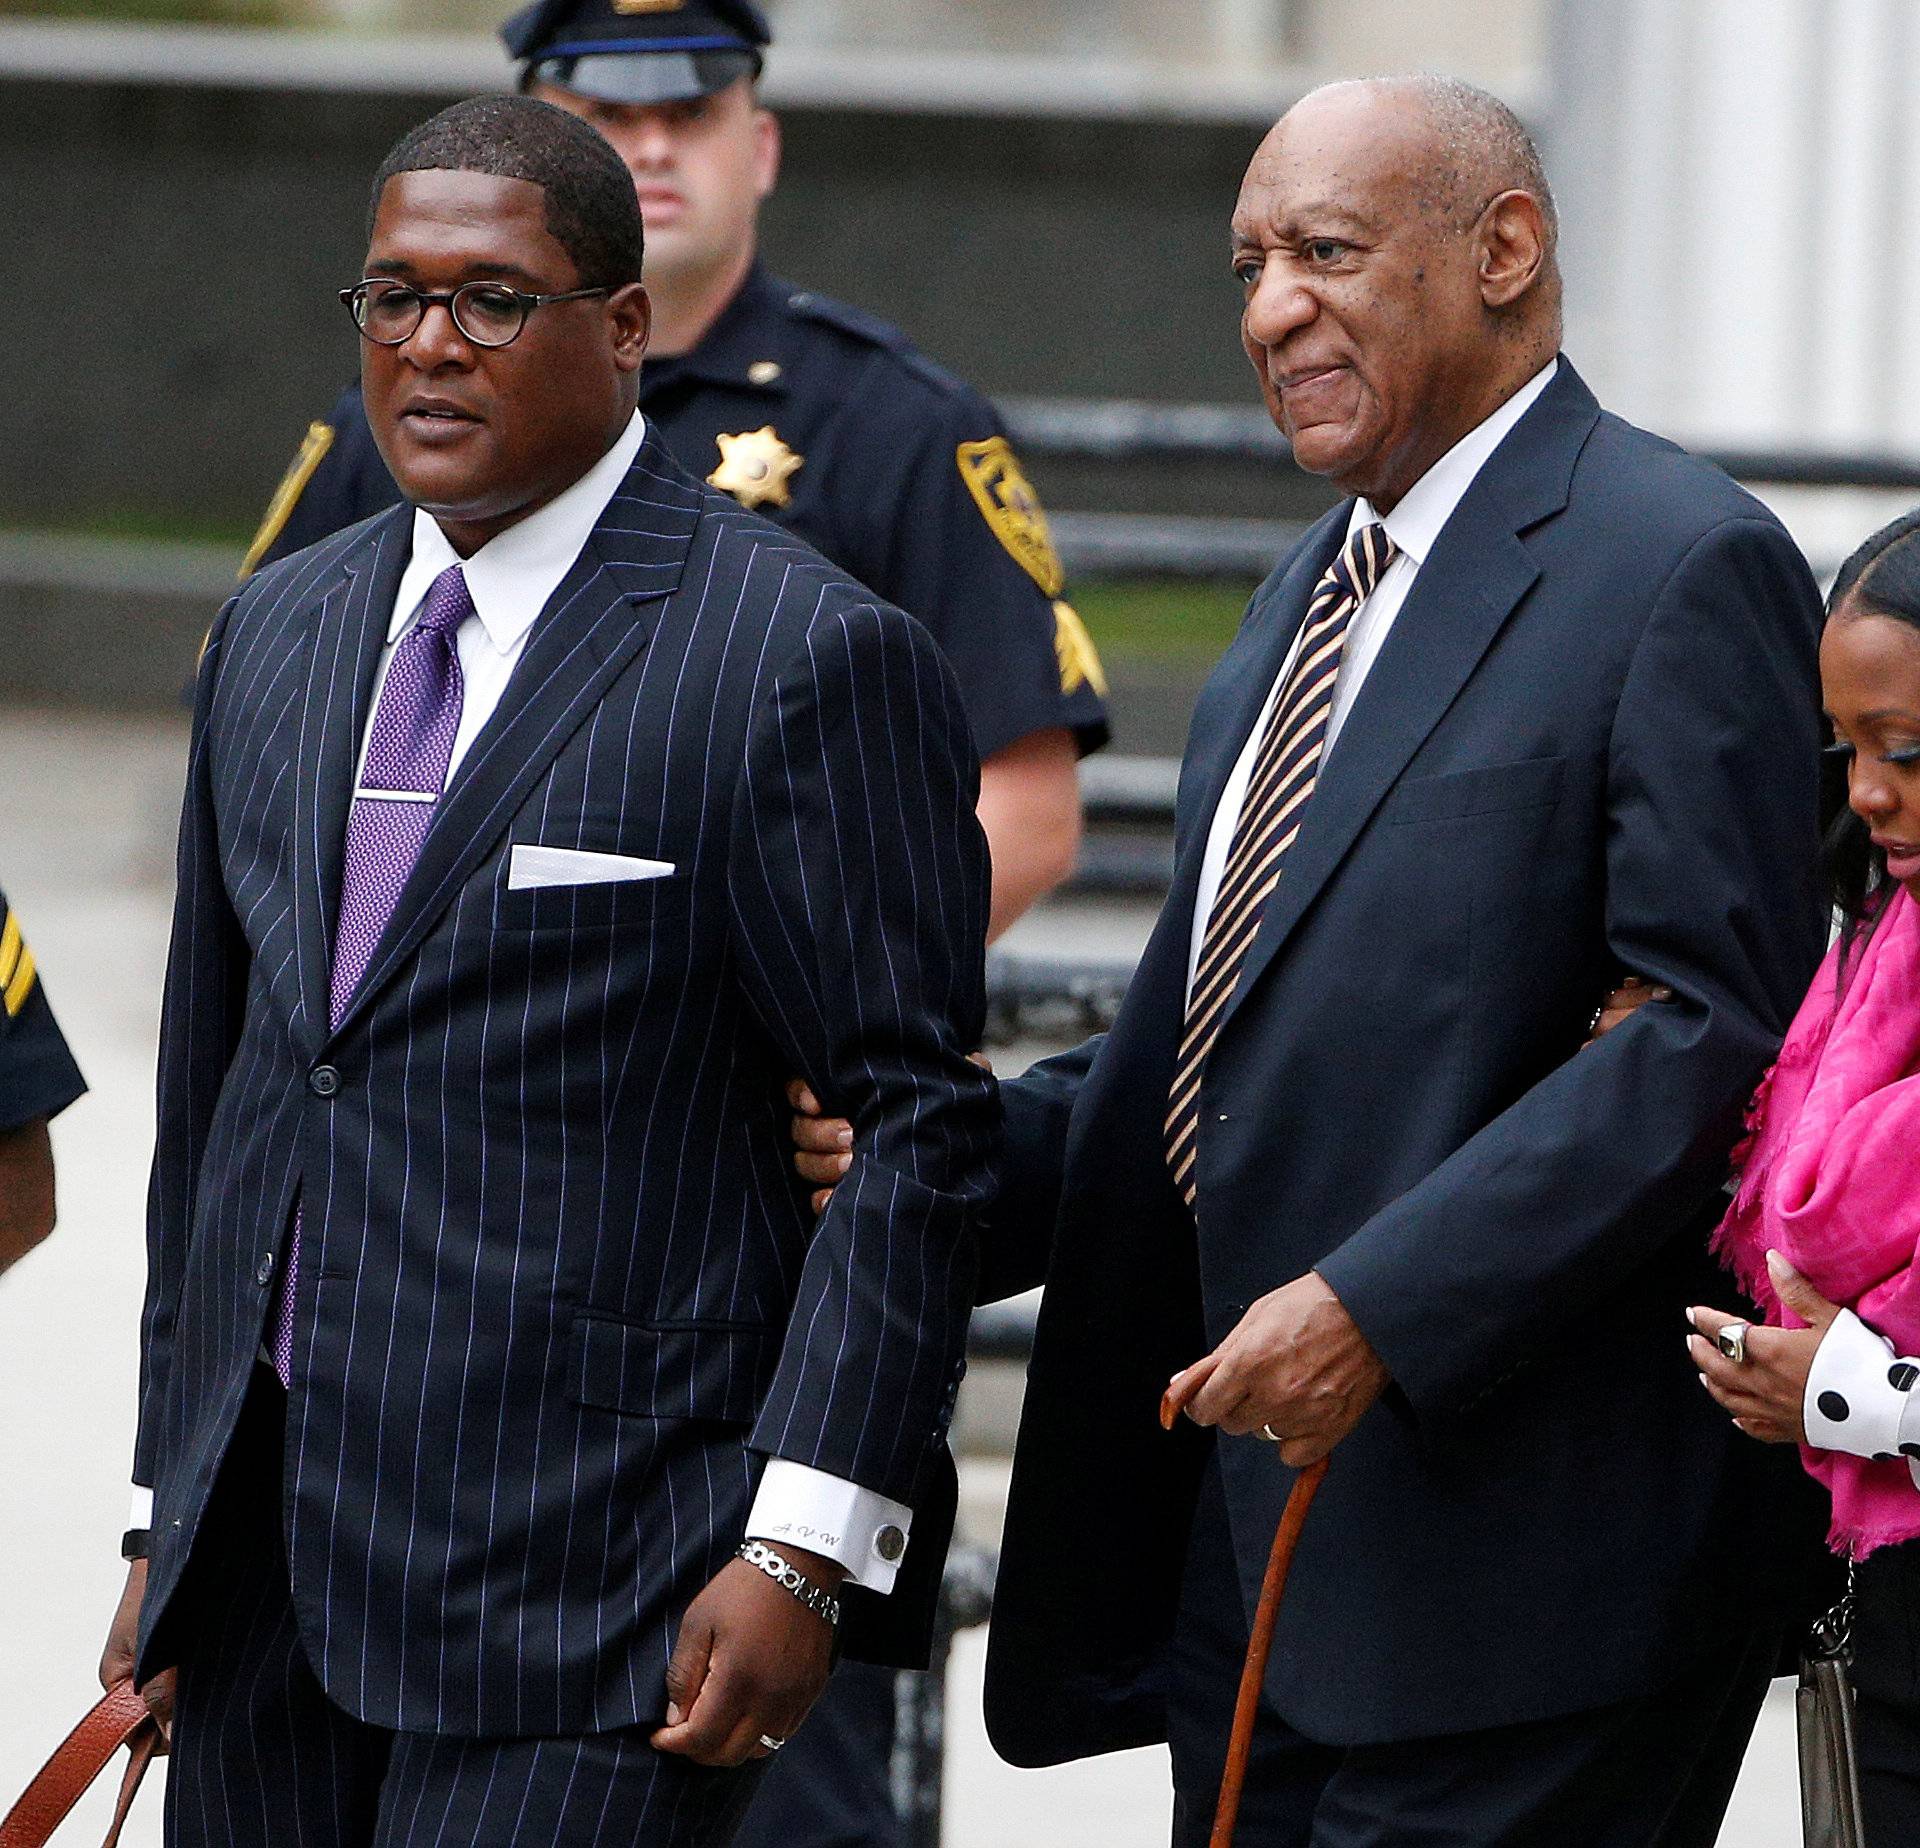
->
[1164,523,1396,1210]
[267,563,472,1386]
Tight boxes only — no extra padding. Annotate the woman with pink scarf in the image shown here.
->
[1687,508,1920,1837]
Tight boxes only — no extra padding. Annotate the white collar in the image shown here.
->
[1349,358,1559,566]
[391,409,648,650]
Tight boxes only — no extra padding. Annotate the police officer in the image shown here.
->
[0,886,85,1277]
[248,0,1109,947]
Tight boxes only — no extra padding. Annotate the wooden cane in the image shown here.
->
[1161,1374,1330,1848]
[1204,1457,1327,1846]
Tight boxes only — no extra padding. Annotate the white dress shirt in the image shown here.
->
[133,409,912,1591]
[1187,360,1559,995]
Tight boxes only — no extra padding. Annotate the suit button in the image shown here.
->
[255,1251,275,1286]
[309,1065,340,1097]
[873,1525,907,1564]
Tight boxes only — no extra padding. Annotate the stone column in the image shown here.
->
[1550,0,1920,452]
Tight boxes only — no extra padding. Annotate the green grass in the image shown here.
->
[1073,576,1258,663]
[10,508,257,550]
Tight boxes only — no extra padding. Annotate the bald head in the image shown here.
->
[1231,76,1563,507]
[1345,75,1557,255]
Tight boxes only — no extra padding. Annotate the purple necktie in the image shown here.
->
[268,563,472,1385]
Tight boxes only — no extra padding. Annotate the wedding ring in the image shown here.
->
[1256,1423,1283,1443]
[1715,1321,1751,1366]
[758,1734,786,1753]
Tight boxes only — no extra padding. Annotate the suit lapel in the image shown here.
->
[323,438,703,1042]
[291,510,410,1053]
[1213,361,1602,1039]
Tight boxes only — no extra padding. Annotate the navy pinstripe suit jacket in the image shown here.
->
[133,430,997,1738]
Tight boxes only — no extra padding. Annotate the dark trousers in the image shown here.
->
[731,1660,902,1848]
[162,1373,763,1848]
[1850,1537,1920,1843]
[1166,1459,1778,1848]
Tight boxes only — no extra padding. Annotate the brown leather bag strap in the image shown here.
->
[0,1681,160,1848]
[96,1727,159,1848]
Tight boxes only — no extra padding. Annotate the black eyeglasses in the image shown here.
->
[340,279,611,349]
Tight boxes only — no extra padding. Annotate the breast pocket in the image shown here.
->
[1384,755,1566,825]
[491,839,692,934]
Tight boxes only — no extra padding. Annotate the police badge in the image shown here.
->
[709,426,803,510]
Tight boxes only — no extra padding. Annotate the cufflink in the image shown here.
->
[873,1524,906,1565]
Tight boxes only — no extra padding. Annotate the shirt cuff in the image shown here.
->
[128,1482,153,1530]
[746,1460,912,1594]
[1804,1310,1914,1459]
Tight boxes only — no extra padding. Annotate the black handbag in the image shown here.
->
[1799,1574,1866,1848]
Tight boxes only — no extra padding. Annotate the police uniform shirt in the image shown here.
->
[0,887,85,1134]
[250,265,1109,764]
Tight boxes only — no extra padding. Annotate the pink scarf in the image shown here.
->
[1715,884,1920,1557]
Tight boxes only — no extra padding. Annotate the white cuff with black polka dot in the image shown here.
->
[1803,1309,1920,1483]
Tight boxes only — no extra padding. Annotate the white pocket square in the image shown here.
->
[508,844,677,890]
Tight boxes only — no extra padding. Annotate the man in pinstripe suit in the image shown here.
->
[98,94,996,1846]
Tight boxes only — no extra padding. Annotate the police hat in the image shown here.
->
[503,0,770,106]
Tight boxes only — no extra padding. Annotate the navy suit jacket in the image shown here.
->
[134,430,998,1737]
[982,363,1830,1757]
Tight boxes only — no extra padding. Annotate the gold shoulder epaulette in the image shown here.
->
[239,421,336,580]
[1052,600,1109,699]
[0,908,37,1018]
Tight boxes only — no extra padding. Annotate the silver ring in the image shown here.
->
[1256,1423,1282,1443]
[1715,1321,1751,1366]
[758,1734,786,1753]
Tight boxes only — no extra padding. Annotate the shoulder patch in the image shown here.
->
[0,907,37,1018]
[957,436,1065,598]
[1052,600,1108,698]
[240,422,335,581]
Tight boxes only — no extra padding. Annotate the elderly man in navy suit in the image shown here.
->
[98,94,995,1847]
[800,75,1829,1845]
